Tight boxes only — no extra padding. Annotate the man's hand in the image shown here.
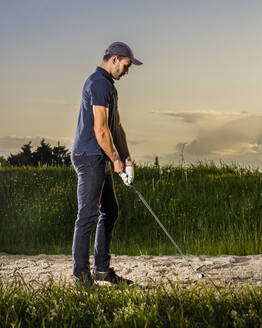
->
[119,158,134,186]
[113,159,124,175]
[125,164,134,185]
[120,172,129,186]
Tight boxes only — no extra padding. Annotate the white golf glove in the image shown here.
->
[120,172,129,186]
[120,162,134,186]
[125,164,134,185]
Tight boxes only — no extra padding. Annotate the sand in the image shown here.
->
[0,253,261,288]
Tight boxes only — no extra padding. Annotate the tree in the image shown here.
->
[7,141,34,166]
[7,153,25,166]
[52,141,71,166]
[21,141,34,165]
[0,156,9,167]
[154,156,159,167]
[32,139,53,166]
[7,139,72,167]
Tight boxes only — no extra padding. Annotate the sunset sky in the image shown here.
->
[1,0,262,167]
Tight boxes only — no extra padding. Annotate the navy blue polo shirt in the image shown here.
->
[71,67,118,157]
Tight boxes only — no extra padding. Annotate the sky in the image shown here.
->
[1,0,262,167]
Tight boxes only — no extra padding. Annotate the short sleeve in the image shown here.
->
[90,79,111,107]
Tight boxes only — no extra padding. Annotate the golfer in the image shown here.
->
[71,42,142,286]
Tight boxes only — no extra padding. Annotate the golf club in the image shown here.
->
[131,184,205,279]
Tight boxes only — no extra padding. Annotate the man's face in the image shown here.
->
[111,57,132,80]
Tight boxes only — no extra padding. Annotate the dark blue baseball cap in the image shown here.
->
[105,41,143,66]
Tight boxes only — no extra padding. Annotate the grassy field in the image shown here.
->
[0,276,261,328]
[0,163,261,255]
[1,163,262,327]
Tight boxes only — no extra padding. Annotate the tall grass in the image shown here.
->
[0,276,261,327]
[0,163,261,255]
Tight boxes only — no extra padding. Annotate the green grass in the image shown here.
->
[0,276,261,327]
[0,162,262,255]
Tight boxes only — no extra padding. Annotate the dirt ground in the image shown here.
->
[0,253,261,288]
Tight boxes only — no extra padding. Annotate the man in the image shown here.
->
[71,41,143,286]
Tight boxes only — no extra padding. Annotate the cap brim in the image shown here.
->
[130,58,143,65]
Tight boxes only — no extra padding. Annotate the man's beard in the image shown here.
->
[112,63,123,80]
[113,75,121,80]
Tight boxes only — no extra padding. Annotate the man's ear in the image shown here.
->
[112,55,118,64]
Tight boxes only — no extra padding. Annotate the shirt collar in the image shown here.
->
[96,66,114,84]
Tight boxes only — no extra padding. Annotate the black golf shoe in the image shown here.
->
[75,272,94,289]
[94,267,134,285]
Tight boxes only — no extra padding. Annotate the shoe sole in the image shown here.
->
[95,280,112,286]
[94,280,135,286]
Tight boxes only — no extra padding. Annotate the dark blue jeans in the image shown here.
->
[71,153,119,280]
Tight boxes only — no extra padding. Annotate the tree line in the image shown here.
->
[0,139,71,167]
[0,140,162,168]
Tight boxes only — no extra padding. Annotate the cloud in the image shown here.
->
[0,135,73,158]
[180,116,262,157]
[151,109,262,167]
[152,109,249,124]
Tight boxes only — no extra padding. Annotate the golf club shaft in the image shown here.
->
[131,184,194,271]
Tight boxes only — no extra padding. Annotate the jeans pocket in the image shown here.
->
[71,153,86,167]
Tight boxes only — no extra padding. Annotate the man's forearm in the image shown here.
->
[94,127,120,162]
[115,125,131,161]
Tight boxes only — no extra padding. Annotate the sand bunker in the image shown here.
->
[0,253,261,287]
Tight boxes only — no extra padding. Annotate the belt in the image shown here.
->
[71,153,111,164]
